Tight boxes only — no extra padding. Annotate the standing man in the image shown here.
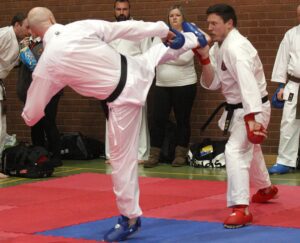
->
[194,4,278,228]
[0,13,30,178]
[23,7,202,241]
[105,0,151,163]
[17,37,63,167]
[268,4,300,174]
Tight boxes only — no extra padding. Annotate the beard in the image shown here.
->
[115,14,130,22]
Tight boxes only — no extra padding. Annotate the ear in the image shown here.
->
[49,15,56,24]
[227,19,234,28]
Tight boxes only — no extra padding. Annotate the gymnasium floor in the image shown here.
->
[1,158,300,242]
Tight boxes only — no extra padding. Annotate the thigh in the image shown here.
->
[172,84,197,123]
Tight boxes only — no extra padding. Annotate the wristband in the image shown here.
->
[192,49,210,65]
[200,56,210,65]
[244,113,255,123]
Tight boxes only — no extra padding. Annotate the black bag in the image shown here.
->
[1,143,54,178]
[159,121,177,163]
[60,132,105,160]
[188,138,227,168]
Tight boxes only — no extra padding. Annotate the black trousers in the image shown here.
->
[31,93,61,160]
[150,83,197,148]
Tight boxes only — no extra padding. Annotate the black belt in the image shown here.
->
[101,54,127,120]
[201,95,269,135]
[0,79,6,100]
[287,74,300,119]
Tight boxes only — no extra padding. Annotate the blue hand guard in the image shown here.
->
[167,28,185,49]
[271,85,284,109]
[182,21,208,47]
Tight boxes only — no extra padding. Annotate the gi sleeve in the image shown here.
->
[85,20,169,44]
[200,45,221,90]
[271,31,291,83]
[22,68,64,126]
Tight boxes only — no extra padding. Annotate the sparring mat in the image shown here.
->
[0,173,300,242]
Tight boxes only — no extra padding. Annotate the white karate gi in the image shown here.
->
[105,37,152,161]
[272,24,300,168]
[201,29,271,207]
[0,26,19,153]
[22,19,198,218]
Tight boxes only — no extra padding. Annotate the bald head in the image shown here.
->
[27,7,56,38]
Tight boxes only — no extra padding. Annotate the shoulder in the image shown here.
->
[0,26,13,40]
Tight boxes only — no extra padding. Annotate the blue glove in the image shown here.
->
[166,28,185,49]
[271,84,284,109]
[182,21,208,47]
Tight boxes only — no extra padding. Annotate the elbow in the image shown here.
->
[21,111,38,127]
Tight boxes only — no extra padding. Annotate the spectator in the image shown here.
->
[195,3,278,228]
[144,4,197,168]
[268,4,300,174]
[105,0,151,164]
[0,13,30,178]
[17,36,63,167]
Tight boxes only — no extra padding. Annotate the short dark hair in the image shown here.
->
[206,4,237,27]
[114,0,130,9]
[11,12,26,26]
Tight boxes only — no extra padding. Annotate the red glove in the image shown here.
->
[244,113,266,144]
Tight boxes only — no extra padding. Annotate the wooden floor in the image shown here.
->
[1,156,300,188]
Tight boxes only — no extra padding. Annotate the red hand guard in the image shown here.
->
[244,113,265,144]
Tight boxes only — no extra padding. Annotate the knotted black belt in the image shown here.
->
[287,74,300,119]
[101,54,127,120]
[201,95,269,135]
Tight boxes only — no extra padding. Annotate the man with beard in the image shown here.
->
[104,0,151,164]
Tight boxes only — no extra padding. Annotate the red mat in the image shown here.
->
[0,172,300,238]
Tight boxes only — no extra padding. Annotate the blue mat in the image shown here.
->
[38,217,300,243]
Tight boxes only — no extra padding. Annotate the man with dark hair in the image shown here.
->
[23,7,203,241]
[268,4,300,174]
[114,0,131,21]
[0,13,30,178]
[193,3,278,229]
[104,0,151,164]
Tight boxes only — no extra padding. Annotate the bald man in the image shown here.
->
[23,7,203,242]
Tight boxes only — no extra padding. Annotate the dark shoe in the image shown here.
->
[172,146,188,167]
[103,215,141,242]
[144,147,160,168]
[52,159,63,167]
